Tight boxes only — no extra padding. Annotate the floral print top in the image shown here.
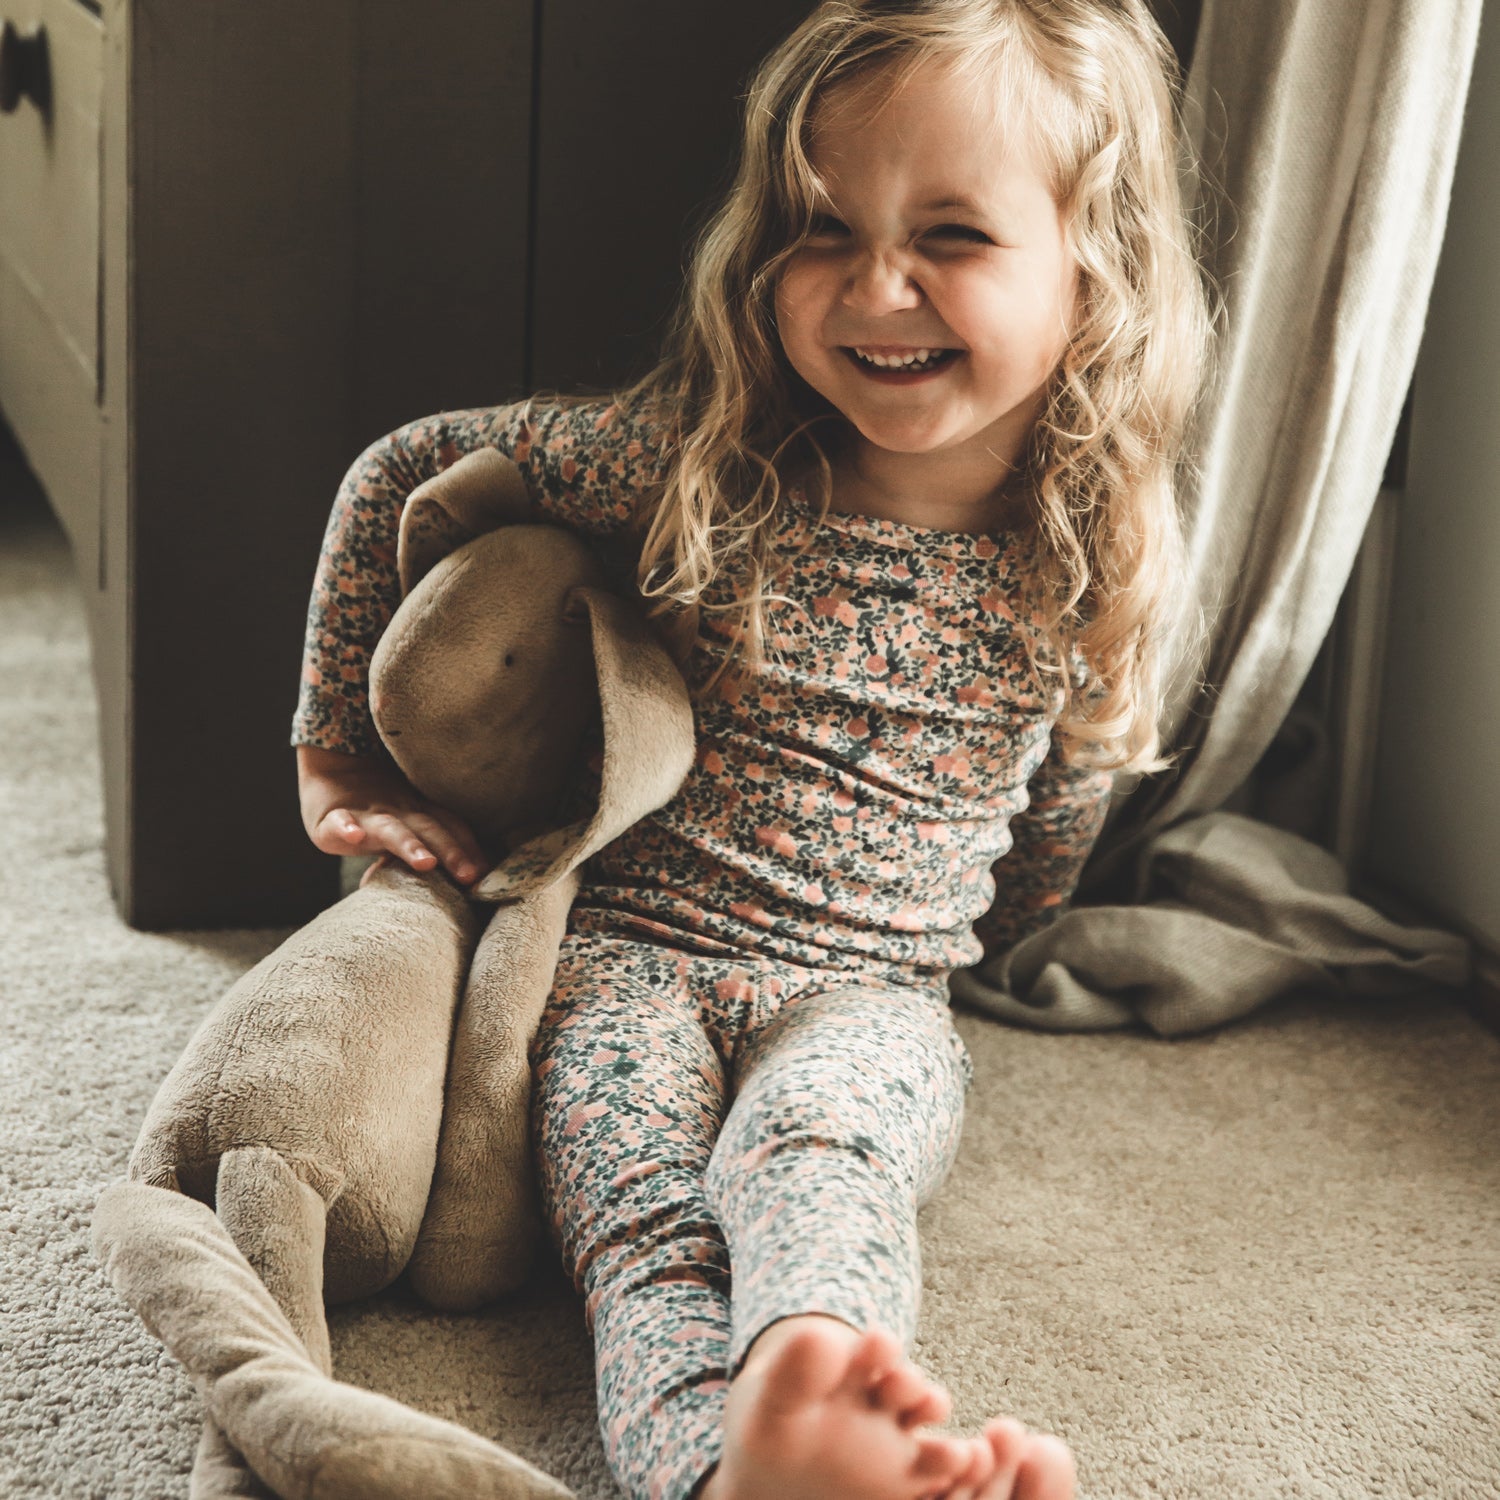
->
[292,397,1115,978]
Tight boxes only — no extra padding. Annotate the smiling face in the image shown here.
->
[774,57,1080,496]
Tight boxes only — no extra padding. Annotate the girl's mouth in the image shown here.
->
[842,346,961,381]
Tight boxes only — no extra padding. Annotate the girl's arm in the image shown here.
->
[290,398,669,878]
[970,744,1116,963]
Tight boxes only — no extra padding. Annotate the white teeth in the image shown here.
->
[852,347,947,369]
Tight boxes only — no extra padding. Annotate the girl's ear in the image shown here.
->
[397,449,537,596]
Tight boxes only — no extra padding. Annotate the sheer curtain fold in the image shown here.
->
[953,0,1482,1037]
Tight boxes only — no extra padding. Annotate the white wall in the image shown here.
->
[1365,4,1499,951]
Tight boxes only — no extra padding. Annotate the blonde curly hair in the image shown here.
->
[620,0,1219,774]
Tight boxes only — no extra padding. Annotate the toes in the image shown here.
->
[911,1431,980,1490]
[948,1433,999,1496]
[871,1361,951,1429]
[844,1329,956,1429]
[976,1419,1027,1496]
[844,1326,906,1392]
[869,1360,922,1414]
[1014,1434,1076,1500]
[901,1383,953,1430]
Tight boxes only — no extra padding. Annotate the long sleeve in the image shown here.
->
[969,737,1115,962]
[290,398,669,756]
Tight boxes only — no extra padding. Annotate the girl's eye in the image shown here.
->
[805,213,850,239]
[926,223,993,245]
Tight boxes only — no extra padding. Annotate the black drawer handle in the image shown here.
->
[0,20,50,117]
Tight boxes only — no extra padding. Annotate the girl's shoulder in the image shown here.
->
[499,388,680,539]
[510,389,680,472]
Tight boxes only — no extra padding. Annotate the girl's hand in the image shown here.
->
[296,745,491,887]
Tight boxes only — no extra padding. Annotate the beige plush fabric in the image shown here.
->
[4,421,1499,1498]
[955,0,1485,1034]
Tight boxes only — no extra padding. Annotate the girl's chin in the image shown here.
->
[846,423,974,457]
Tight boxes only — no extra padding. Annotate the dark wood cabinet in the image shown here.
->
[0,0,813,927]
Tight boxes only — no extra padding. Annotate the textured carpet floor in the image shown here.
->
[2,456,1498,1500]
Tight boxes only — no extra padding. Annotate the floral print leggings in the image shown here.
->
[529,924,976,1500]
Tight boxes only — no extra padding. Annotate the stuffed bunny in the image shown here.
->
[90,450,697,1500]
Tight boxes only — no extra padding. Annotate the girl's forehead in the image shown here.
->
[806,57,1059,200]
[813,57,1049,156]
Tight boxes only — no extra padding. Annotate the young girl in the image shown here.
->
[294,3,1213,1498]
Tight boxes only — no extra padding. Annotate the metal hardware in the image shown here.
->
[0,20,51,117]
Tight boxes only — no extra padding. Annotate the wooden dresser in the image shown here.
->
[0,0,815,927]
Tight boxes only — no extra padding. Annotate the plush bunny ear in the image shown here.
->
[398,449,536,597]
[469,584,696,904]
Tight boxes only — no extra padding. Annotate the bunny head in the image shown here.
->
[368,448,695,900]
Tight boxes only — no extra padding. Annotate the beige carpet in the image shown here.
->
[2,443,1498,1500]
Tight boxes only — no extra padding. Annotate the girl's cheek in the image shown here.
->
[772,275,795,339]
[774,272,817,351]
[926,287,973,344]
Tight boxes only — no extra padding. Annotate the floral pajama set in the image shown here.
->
[292,397,1114,1500]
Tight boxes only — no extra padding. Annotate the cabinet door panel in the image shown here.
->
[0,0,104,560]
[352,0,533,431]
[530,1,814,392]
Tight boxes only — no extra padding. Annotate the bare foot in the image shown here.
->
[698,1315,1072,1500]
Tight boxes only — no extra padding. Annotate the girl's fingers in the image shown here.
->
[403,808,489,884]
[357,811,441,873]
[313,801,488,885]
[334,811,366,843]
[312,807,369,855]
[410,800,488,859]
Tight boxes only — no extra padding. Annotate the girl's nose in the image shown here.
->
[840,251,922,313]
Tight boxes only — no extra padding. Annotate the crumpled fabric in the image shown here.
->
[951,812,1472,1037]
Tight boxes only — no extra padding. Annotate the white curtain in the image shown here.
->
[952,0,1483,1035]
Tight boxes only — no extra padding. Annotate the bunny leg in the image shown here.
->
[182,1145,340,1497]
[215,1145,337,1376]
[408,877,576,1311]
[93,1179,575,1500]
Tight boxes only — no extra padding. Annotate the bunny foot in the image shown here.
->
[93,1180,573,1500]
[209,1348,573,1500]
[189,1419,278,1498]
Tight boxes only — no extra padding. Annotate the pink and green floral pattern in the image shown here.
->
[531,928,971,1500]
[292,396,1113,977]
